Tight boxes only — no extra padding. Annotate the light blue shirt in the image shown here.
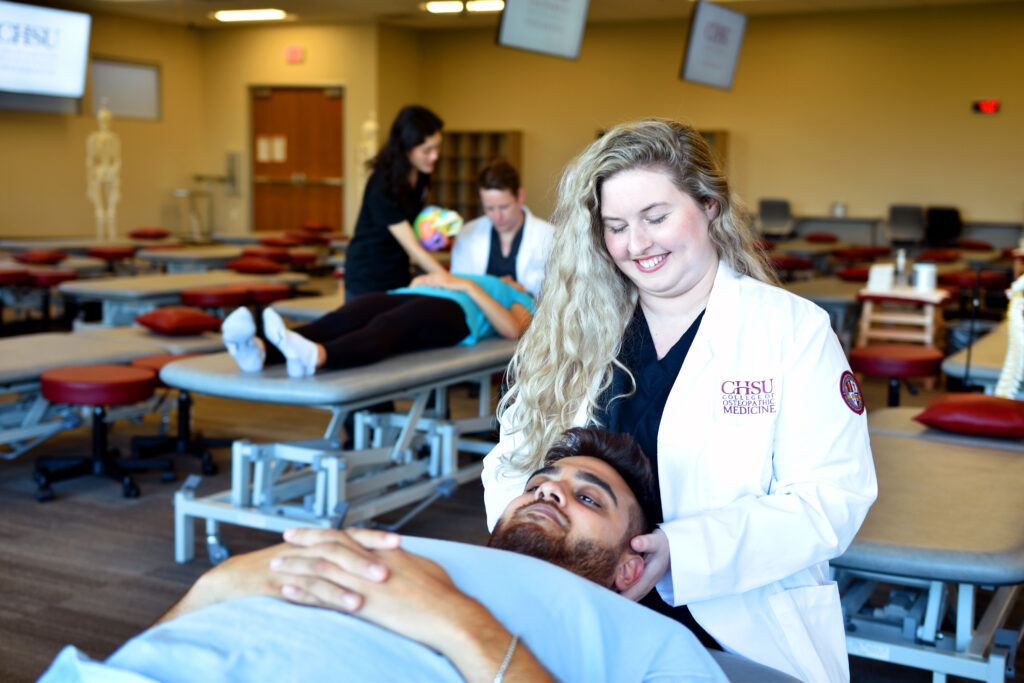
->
[390,273,536,345]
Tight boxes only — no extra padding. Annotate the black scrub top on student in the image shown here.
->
[595,305,720,650]
[344,170,430,299]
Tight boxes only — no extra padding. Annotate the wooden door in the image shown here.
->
[251,86,344,232]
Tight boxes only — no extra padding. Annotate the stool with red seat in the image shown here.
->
[768,255,814,282]
[34,365,172,501]
[227,256,286,275]
[241,246,290,264]
[849,344,944,406]
[938,269,1008,316]
[300,222,333,233]
[835,266,870,282]
[28,269,77,324]
[244,282,293,321]
[129,354,224,475]
[287,230,330,247]
[87,244,137,274]
[288,250,318,270]
[916,249,961,264]
[180,286,250,317]
[129,227,171,241]
[804,232,838,244]
[259,235,302,248]
[14,249,67,266]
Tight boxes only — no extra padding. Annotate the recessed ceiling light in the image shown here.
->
[424,1,464,14]
[212,8,287,22]
[466,0,504,11]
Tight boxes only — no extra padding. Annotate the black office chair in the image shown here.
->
[885,204,925,247]
[756,199,795,238]
[924,206,963,247]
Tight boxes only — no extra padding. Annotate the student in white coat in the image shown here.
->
[480,119,877,682]
[450,160,554,297]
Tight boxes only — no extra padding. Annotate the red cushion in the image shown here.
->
[955,239,993,252]
[131,353,201,388]
[28,269,77,287]
[87,245,136,260]
[805,232,838,244]
[849,344,943,378]
[835,266,870,282]
[14,249,66,265]
[180,286,251,308]
[831,246,875,261]
[135,306,223,336]
[289,250,318,266]
[916,249,960,263]
[914,394,1024,438]
[245,282,292,304]
[242,246,290,263]
[227,256,286,274]
[287,230,329,246]
[300,222,333,233]
[130,227,171,240]
[938,270,1007,290]
[259,235,302,248]
[0,267,30,286]
[41,365,156,406]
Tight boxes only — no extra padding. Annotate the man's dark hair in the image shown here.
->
[543,427,656,537]
[477,159,520,195]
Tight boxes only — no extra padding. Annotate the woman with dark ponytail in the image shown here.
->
[344,105,447,300]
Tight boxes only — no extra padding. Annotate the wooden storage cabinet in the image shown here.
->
[429,131,522,220]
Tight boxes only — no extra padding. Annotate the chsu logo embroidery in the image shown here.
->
[721,379,777,415]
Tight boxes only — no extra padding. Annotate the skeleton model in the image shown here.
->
[994,273,1024,398]
[86,106,121,241]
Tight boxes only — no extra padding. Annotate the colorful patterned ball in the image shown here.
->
[413,206,463,251]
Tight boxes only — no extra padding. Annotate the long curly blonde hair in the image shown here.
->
[497,119,774,472]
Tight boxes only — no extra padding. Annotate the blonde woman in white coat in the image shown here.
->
[481,119,877,682]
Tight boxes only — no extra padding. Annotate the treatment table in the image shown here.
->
[941,321,1017,397]
[57,270,308,326]
[136,245,242,273]
[832,419,1024,682]
[160,339,516,563]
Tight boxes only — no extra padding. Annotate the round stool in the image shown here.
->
[181,286,250,310]
[954,239,993,252]
[227,256,286,275]
[768,255,814,282]
[289,250,318,268]
[246,282,292,305]
[28,269,77,323]
[14,249,66,266]
[259,235,301,248]
[300,222,333,233]
[130,227,171,240]
[87,245,136,273]
[242,246,290,263]
[916,249,961,264]
[835,266,870,282]
[35,365,168,501]
[129,354,221,475]
[938,270,1007,291]
[805,232,838,244]
[849,344,944,407]
[287,230,329,246]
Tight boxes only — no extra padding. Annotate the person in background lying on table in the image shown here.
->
[480,119,877,682]
[39,428,728,683]
[344,105,448,301]
[221,271,534,378]
[450,159,554,298]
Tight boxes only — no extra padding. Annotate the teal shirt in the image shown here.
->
[389,273,536,345]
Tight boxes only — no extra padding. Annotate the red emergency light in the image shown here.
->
[973,99,1001,114]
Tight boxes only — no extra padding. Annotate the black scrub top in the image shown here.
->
[595,305,720,650]
[344,171,430,298]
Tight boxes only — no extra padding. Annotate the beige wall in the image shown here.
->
[417,3,1024,224]
[0,13,204,237]
[377,24,423,143]
[197,22,378,235]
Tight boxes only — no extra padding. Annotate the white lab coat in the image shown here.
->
[450,207,554,297]
[481,262,877,682]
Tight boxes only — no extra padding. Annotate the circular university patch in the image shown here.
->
[840,370,865,415]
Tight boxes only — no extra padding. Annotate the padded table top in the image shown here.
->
[0,332,164,385]
[271,294,344,322]
[75,325,224,355]
[57,270,308,301]
[833,432,1024,585]
[210,231,288,246]
[782,277,862,306]
[942,321,1006,386]
[867,406,1024,452]
[136,245,242,262]
[160,338,516,406]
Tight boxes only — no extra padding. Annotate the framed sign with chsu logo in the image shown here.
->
[680,0,747,91]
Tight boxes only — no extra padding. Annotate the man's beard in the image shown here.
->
[487,517,622,588]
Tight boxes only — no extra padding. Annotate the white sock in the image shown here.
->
[263,307,320,378]
[222,307,265,372]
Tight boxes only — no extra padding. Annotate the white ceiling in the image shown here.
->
[47,0,1017,29]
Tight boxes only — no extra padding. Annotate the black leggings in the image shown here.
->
[264,293,470,370]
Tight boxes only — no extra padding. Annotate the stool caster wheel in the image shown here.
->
[207,536,230,565]
[161,471,177,483]
[123,478,140,498]
[36,487,55,502]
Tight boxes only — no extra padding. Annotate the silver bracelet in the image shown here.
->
[493,633,519,683]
